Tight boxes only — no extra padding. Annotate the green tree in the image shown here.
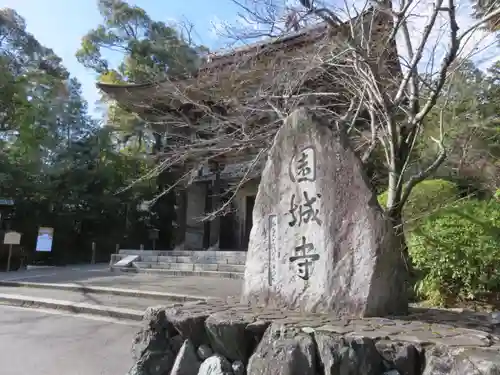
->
[76,0,209,150]
[415,59,500,194]
[0,7,169,264]
[0,8,68,132]
[76,0,207,83]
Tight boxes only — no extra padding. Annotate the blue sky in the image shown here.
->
[1,0,240,114]
[2,0,498,116]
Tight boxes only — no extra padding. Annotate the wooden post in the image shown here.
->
[20,248,25,270]
[6,244,12,272]
[91,242,96,264]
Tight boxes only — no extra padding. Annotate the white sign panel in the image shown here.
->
[113,255,139,267]
[36,227,54,252]
[4,231,21,245]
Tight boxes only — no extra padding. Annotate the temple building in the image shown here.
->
[96,8,398,251]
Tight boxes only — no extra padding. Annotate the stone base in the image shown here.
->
[130,298,500,375]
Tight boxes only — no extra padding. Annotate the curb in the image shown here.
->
[0,281,209,302]
[112,267,244,280]
[0,293,144,321]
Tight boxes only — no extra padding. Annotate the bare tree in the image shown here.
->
[99,0,500,262]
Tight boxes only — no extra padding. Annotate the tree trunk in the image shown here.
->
[386,157,415,287]
[387,209,410,266]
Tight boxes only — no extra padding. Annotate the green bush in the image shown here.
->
[408,199,500,305]
[377,179,460,228]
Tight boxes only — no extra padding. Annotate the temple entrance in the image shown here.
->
[219,209,237,249]
[243,195,255,249]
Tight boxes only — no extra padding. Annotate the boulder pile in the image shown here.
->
[128,299,500,375]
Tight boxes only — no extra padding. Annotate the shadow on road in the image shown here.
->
[0,264,116,285]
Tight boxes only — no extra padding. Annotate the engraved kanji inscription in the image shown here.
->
[289,236,320,281]
[289,146,316,183]
[288,191,322,227]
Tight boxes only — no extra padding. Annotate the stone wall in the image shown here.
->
[129,298,500,375]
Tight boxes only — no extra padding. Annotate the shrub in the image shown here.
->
[377,179,460,228]
[408,199,500,305]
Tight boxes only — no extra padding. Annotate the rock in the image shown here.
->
[423,346,500,375]
[232,361,245,375]
[129,307,177,375]
[128,350,176,375]
[205,311,251,362]
[314,331,384,375]
[376,340,423,375]
[245,320,270,351]
[241,108,408,316]
[170,335,185,354]
[197,345,214,361]
[171,339,202,375]
[245,321,270,337]
[143,306,174,332]
[198,355,233,375]
[247,324,316,375]
[164,306,210,347]
[132,307,173,361]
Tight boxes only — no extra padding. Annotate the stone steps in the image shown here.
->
[138,255,246,265]
[130,261,245,273]
[110,249,247,279]
[120,249,247,259]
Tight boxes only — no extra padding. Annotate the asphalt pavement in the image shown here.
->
[0,285,176,310]
[0,304,138,375]
[0,265,243,374]
[0,264,113,283]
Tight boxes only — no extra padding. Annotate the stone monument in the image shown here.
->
[241,108,408,317]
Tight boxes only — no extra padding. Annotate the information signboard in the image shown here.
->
[3,231,21,245]
[36,227,54,252]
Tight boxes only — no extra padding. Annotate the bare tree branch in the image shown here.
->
[98,0,499,233]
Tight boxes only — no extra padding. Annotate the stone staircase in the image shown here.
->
[110,249,246,279]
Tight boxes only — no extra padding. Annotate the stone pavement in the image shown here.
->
[163,297,500,349]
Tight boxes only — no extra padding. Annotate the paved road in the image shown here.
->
[0,264,112,283]
[0,265,242,299]
[0,305,138,375]
[0,266,242,375]
[0,285,178,311]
